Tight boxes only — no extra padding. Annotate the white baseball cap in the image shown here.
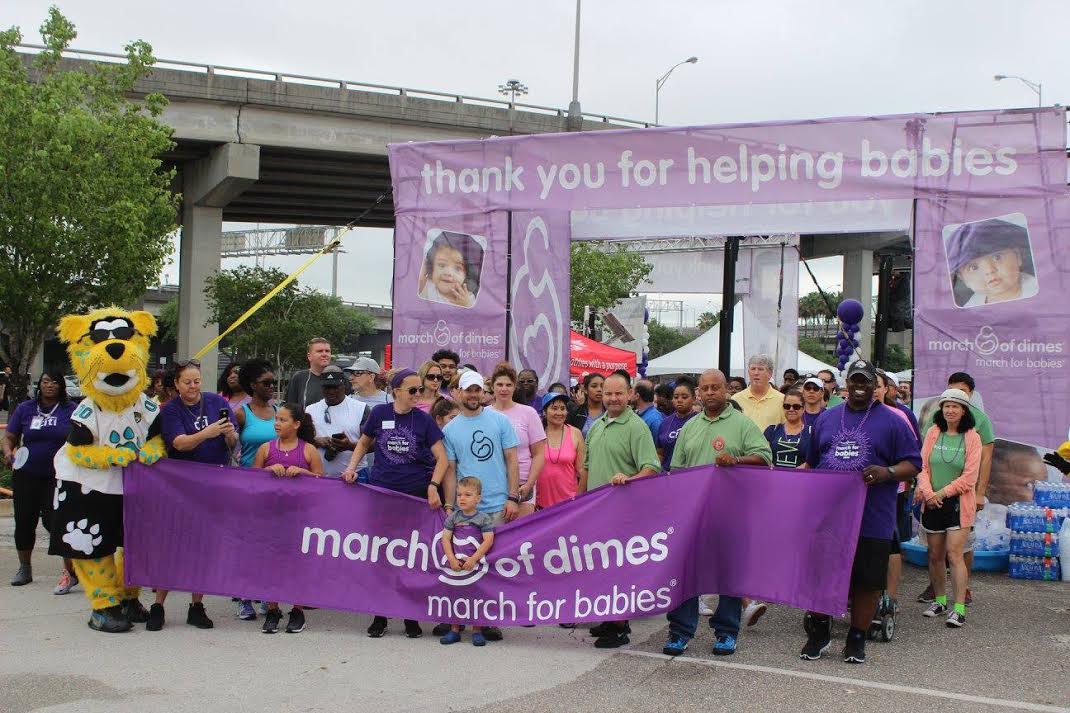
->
[459,371,485,391]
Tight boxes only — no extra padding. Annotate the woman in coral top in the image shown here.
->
[914,388,981,628]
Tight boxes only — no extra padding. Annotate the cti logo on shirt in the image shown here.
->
[711,436,725,452]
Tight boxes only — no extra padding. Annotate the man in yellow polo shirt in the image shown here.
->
[731,353,784,431]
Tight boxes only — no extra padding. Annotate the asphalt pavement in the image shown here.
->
[2,517,1068,713]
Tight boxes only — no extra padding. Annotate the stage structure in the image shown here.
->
[387,108,1069,458]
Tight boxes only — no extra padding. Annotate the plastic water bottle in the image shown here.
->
[1060,517,1070,583]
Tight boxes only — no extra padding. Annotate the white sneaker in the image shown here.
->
[743,601,768,627]
[698,595,715,617]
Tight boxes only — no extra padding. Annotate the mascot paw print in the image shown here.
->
[104,447,135,468]
[138,438,164,466]
[63,519,102,555]
[53,485,67,511]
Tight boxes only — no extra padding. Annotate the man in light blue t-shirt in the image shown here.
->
[443,370,520,522]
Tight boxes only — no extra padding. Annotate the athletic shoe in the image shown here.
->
[472,632,487,647]
[743,601,768,627]
[945,611,966,628]
[922,602,948,618]
[843,634,866,664]
[593,629,630,648]
[404,620,423,639]
[965,588,973,606]
[88,605,133,633]
[121,598,149,624]
[712,634,737,656]
[698,596,715,617]
[432,623,450,636]
[558,623,577,629]
[589,622,631,637]
[482,626,503,641]
[187,602,214,629]
[916,584,935,603]
[54,570,78,595]
[258,600,271,616]
[367,616,388,638]
[662,634,689,656]
[285,608,305,633]
[10,564,31,586]
[440,630,461,645]
[800,616,831,660]
[237,600,257,621]
[262,608,282,634]
[146,603,165,631]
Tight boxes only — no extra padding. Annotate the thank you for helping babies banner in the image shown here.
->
[123,460,867,623]
[388,108,1069,441]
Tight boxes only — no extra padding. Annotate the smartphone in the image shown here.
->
[219,408,230,422]
[331,432,345,440]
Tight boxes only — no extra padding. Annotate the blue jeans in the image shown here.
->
[667,595,742,640]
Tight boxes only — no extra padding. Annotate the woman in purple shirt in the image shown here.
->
[2,371,78,590]
[656,377,697,472]
[153,360,240,632]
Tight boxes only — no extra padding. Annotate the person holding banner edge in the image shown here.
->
[801,359,921,665]
[662,369,772,658]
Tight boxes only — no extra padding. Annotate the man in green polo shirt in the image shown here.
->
[916,371,995,605]
[583,372,660,649]
[663,369,771,658]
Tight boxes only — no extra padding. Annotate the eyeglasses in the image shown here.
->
[425,373,442,382]
[406,386,424,396]
[349,370,371,376]
[518,379,537,385]
[783,403,803,410]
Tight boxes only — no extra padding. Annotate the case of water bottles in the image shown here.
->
[1005,503,1068,533]
[1008,555,1061,581]
[1032,481,1070,509]
[1009,531,1059,558]
[1006,482,1070,582]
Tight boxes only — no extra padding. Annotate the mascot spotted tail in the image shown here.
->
[49,308,165,633]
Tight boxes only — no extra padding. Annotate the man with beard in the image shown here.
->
[801,359,921,665]
[432,349,460,398]
[442,370,520,642]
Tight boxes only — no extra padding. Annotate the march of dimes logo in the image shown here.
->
[508,216,565,391]
[927,325,1064,368]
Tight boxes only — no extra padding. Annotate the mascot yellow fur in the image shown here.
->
[48,307,165,633]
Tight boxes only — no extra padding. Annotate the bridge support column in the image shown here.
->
[178,143,259,377]
[842,248,874,363]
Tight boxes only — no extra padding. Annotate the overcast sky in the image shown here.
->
[10,0,1067,324]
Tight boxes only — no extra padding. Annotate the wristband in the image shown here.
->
[429,482,440,488]
[507,495,521,504]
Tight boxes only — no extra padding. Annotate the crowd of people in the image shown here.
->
[3,337,997,664]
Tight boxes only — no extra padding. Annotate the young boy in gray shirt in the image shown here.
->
[440,476,496,646]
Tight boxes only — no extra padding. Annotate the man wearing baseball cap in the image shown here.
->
[345,357,390,408]
[306,366,368,480]
[801,359,921,665]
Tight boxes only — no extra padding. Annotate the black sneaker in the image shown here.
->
[432,623,451,636]
[367,616,388,638]
[843,631,866,664]
[799,615,831,660]
[404,619,423,638]
[593,627,630,649]
[589,622,631,637]
[945,611,966,628]
[146,603,165,631]
[482,626,503,641]
[916,584,935,603]
[88,605,133,633]
[285,608,305,633]
[262,608,282,634]
[121,598,149,624]
[187,602,214,629]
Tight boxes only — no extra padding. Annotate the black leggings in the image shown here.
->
[13,472,55,551]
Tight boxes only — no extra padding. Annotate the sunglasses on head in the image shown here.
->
[174,359,201,370]
[406,386,425,396]
[783,403,803,410]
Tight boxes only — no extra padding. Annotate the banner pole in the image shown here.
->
[504,211,514,365]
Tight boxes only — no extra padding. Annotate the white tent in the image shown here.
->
[646,302,838,378]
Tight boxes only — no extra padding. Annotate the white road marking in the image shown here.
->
[620,649,1070,712]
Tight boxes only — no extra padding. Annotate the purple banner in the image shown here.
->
[507,211,571,391]
[914,195,1070,451]
[388,109,1066,214]
[391,212,509,374]
[123,460,867,624]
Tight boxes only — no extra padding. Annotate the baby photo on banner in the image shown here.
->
[942,213,1039,309]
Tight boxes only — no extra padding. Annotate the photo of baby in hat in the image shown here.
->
[417,229,486,309]
[943,213,1039,308]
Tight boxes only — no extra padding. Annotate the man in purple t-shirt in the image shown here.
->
[802,359,921,665]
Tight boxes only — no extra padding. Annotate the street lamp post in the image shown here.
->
[567,0,583,131]
[994,74,1043,107]
[498,79,529,105]
[655,56,698,125]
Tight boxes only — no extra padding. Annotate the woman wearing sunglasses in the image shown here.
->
[763,389,811,469]
[235,359,278,468]
[414,360,443,413]
[341,369,449,639]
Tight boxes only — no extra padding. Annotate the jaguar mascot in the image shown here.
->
[49,308,165,633]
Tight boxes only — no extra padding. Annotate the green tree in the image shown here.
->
[696,311,719,332]
[883,344,912,373]
[0,9,178,400]
[799,290,842,322]
[157,297,179,345]
[203,266,375,377]
[570,242,652,326]
[798,336,834,364]
[647,319,692,359]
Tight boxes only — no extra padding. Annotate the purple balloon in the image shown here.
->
[837,299,865,325]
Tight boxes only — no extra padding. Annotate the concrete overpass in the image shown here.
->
[18,45,649,376]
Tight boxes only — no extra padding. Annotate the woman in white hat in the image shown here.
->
[914,388,982,628]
